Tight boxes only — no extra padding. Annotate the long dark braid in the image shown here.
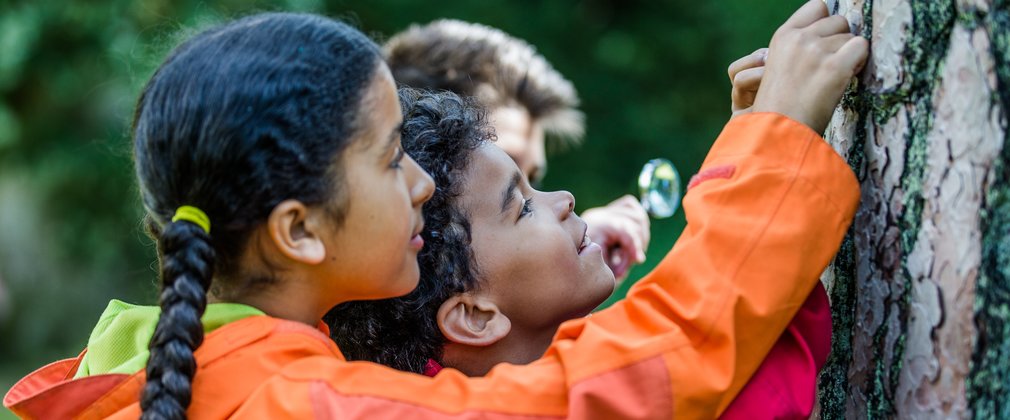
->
[132,13,380,419]
[141,222,213,418]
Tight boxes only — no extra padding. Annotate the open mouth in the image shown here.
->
[577,224,591,253]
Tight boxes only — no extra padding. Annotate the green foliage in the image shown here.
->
[0,0,795,396]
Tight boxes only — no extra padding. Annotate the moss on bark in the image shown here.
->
[818,1,957,418]
[818,4,875,418]
[866,2,954,418]
[967,1,1010,418]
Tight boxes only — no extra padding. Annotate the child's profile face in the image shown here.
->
[315,66,434,303]
[460,144,615,333]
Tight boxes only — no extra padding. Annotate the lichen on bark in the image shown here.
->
[817,0,963,418]
[967,0,1010,418]
[863,1,957,417]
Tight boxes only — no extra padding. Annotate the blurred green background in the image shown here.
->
[0,0,797,410]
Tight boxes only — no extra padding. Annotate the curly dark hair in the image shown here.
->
[324,88,494,373]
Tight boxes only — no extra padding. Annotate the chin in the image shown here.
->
[592,262,617,283]
[568,294,610,320]
[388,269,421,298]
[604,276,617,294]
[599,281,617,304]
[579,279,617,314]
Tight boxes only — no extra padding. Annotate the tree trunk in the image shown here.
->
[816,0,1009,418]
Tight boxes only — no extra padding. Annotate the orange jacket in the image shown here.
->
[5,113,859,419]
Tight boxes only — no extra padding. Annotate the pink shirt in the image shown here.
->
[720,281,832,419]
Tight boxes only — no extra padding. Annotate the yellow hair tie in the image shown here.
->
[171,205,211,234]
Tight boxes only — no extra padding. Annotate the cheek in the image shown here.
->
[517,230,581,292]
[347,182,412,263]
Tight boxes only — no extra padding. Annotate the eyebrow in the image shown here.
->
[500,172,523,216]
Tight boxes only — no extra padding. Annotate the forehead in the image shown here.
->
[458,144,521,217]
[347,66,402,154]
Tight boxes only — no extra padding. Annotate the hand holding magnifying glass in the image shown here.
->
[588,158,681,280]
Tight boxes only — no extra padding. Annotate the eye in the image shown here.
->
[518,197,533,219]
[390,147,405,169]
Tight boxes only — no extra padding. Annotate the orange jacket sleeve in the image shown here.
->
[230,112,860,419]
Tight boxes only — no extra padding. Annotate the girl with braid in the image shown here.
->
[5,1,866,418]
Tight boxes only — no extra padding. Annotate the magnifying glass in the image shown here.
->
[638,158,681,219]
[605,158,681,277]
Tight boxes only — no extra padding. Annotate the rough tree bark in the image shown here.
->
[815,0,1009,418]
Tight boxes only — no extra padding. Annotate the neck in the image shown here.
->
[208,228,335,327]
[441,323,559,377]
[209,275,324,327]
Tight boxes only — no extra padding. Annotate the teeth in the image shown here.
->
[580,234,590,250]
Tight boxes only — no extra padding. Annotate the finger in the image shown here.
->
[784,0,829,29]
[601,243,614,268]
[733,66,764,92]
[605,215,647,259]
[608,247,632,279]
[732,85,758,113]
[834,36,870,76]
[591,227,620,250]
[638,221,650,258]
[616,195,649,222]
[612,226,646,264]
[621,199,650,227]
[611,228,638,259]
[629,223,647,262]
[617,201,650,248]
[823,32,856,53]
[727,48,768,83]
[809,15,851,37]
[611,206,650,244]
[605,237,633,278]
[613,194,638,208]
[627,207,650,250]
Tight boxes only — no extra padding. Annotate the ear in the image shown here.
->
[266,199,326,265]
[436,293,511,347]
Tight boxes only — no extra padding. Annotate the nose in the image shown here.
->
[551,190,575,220]
[406,154,435,206]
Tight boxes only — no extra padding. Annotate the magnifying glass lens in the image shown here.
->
[638,158,681,219]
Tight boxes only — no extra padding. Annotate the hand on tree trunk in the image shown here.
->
[752,0,869,134]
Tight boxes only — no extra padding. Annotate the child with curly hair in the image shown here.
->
[328,86,834,419]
